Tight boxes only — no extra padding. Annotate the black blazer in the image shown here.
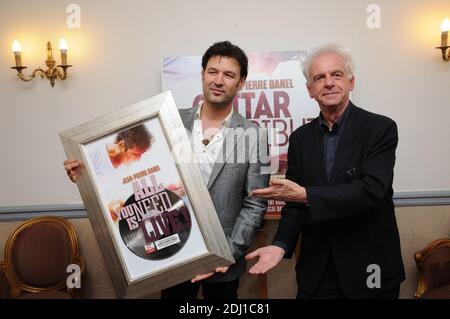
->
[273,102,405,298]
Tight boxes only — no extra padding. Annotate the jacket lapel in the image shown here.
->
[308,121,328,184]
[207,110,245,189]
[181,106,197,133]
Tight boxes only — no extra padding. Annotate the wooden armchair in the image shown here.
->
[0,216,85,299]
[414,238,450,299]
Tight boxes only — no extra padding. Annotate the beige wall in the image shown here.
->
[1,206,449,299]
[1,0,450,207]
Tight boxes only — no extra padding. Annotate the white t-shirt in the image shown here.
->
[88,146,115,175]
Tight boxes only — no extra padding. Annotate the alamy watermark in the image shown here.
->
[366,264,381,289]
[66,4,81,29]
[168,126,278,175]
[66,263,81,289]
[366,4,381,29]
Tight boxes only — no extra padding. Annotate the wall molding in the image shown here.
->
[0,204,86,221]
[1,191,450,221]
[393,190,450,207]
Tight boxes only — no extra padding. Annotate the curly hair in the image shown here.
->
[115,124,153,150]
[301,43,355,84]
[202,41,248,79]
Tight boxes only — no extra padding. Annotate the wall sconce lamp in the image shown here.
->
[11,39,72,87]
[436,17,450,61]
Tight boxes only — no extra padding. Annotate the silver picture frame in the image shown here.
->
[60,91,234,298]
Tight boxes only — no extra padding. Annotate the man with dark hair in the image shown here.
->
[64,124,153,177]
[246,43,405,299]
[160,41,269,299]
[64,41,270,299]
[115,124,153,152]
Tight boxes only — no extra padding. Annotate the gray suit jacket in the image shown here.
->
[179,106,270,282]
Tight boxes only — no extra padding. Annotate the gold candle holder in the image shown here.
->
[11,40,72,87]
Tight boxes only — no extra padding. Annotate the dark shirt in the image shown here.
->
[318,104,351,180]
[314,104,351,292]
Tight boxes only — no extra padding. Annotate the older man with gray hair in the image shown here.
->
[246,43,405,299]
